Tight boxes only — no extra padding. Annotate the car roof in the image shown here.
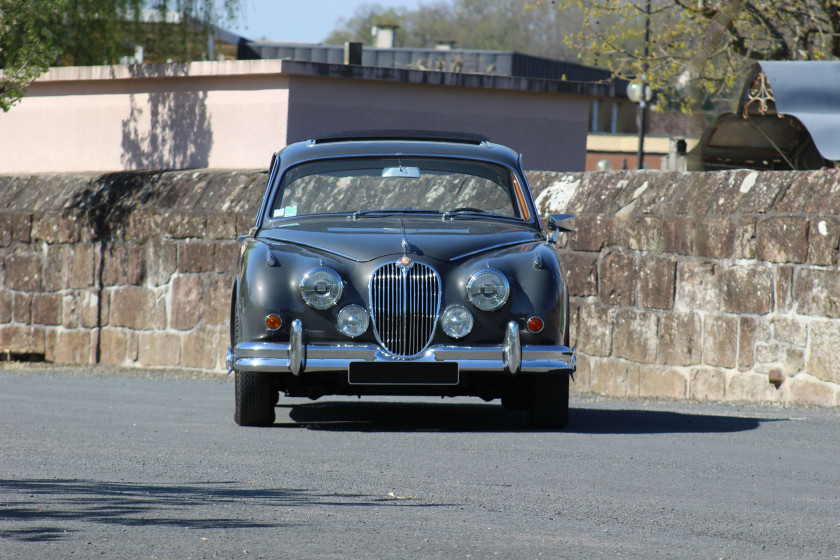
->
[277,131,523,170]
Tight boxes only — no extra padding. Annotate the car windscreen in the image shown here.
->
[269,157,526,220]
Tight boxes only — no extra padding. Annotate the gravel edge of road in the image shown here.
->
[3,360,835,417]
[0,361,230,382]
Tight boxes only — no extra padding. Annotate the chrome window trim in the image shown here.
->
[255,152,282,230]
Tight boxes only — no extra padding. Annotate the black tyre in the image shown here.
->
[501,377,530,411]
[501,395,526,411]
[232,301,277,426]
[526,373,569,430]
[234,370,278,427]
[563,290,571,348]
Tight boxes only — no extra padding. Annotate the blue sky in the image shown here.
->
[227,0,424,43]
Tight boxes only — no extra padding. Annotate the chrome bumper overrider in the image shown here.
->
[226,320,575,376]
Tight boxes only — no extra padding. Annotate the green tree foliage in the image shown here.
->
[542,0,840,113]
[0,0,65,111]
[140,0,243,64]
[324,0,584,61]
[60,0,243,65]
[59,0,143,66]
[0,0,242,111]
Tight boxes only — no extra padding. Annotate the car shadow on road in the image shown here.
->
[280,401,776,433]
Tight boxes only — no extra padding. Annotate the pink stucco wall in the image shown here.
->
[0,59,592,174]
[1,61,290,173]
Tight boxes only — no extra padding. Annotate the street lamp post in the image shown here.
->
[627,0,652,170]
[627,80,652,170]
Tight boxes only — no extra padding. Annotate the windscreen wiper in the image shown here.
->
[442,207,507,220]
[349,208,439,220]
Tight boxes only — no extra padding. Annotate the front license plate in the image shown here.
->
[348,362,459,385]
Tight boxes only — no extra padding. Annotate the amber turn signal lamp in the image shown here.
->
[265,314,283,331]
[526,316,544,333]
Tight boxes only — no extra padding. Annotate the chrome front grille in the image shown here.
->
[369,261,441,357]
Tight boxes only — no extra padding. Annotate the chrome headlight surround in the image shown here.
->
[300,267,343,309]
[440,305,474,339]
[466,269,510,311]
[337,304,369,337]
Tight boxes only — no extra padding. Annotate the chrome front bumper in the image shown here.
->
[227,320,575,376]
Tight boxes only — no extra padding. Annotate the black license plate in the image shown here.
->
[348,362,459,385]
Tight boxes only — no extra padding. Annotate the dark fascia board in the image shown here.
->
[250,42,517,56]
[279,59,617,97]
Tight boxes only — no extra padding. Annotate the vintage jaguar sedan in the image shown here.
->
[227,132,575,428]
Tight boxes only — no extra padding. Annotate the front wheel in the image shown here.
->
[526,373,569,430]
[234,370,278,427]
[232,301,277,426]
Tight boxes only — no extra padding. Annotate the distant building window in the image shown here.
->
[611,103,619,134]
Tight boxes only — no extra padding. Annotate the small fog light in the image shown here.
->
[265,314,283,331]
[337,305,369,338]
[441,305,473,339]
[526,316,544,333]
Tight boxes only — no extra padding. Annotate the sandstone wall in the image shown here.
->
[1,169,838,406]
[0,171,265,370]
[530,169,840,406]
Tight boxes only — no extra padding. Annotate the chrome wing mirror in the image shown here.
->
[547,214,574,244]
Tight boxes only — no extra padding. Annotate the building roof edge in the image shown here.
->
[279,59,616,97]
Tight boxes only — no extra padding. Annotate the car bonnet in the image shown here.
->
[258,215,541,263]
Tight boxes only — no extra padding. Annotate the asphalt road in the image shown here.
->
[1,364,839,560]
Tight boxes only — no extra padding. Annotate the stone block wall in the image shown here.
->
[529,169,840,406]
[0,171,265,371]
[1,168,838,406]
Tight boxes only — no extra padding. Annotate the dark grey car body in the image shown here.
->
[228,133,575,428]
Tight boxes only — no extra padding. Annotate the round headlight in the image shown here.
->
[466,269,510,311]
[300,268,343,309]
[337,305,369,337]
[441,305,473,339]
